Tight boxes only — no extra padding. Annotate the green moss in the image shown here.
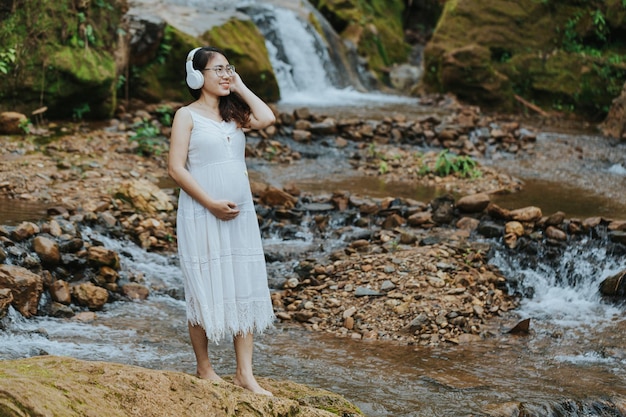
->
[422,0,626,117]
[312,0,410,82]
[204,18,280,102]
[0,0,125,118]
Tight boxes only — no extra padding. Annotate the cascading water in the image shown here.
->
[236,2,418,105]
[488,235,625,329]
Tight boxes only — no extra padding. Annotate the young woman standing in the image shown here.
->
[168,46,276,396]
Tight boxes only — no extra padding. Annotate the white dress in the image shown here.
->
[176,107,275,342]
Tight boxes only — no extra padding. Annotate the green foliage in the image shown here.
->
[129,119,167,156]
[72,103,91,120]
[155,105,174,126]
[378,160,388,174]
[433,150,482,178]
[0,48,16,74]
[18,118,31,134]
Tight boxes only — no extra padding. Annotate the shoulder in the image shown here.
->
[173,106,193,126]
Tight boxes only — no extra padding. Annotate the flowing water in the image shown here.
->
[1,1,626,415]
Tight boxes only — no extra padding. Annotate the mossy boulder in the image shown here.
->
[0,355,364,417]
[203,18,280,103]
[422,0,626,118]
[310,0,411,83]
[132,18,279,104]
[0,0,127,119]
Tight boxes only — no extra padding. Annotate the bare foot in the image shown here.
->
[196,368,225,384]
[233,376,273,396]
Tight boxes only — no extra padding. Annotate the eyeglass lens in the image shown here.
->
[206,65,235,76]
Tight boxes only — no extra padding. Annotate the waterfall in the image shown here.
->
[237,2,417,105]
[487,235,625,329]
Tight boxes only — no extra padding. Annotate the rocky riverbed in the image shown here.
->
[0,96,625,347]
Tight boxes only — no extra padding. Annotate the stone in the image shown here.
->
[121,283,150,300]
[509,206,542,222]
[32,236,61,265]
[10,221,40,241]
[456,193,490,213]
[505,221,524,237]
[0,356,361,417]
[0,111,27,134]
[72,282,109,310]
[87,246,120,270]
[50,280,71,304]
[115,179,174,213]
[0,264,44,318]
[545,226,567,241]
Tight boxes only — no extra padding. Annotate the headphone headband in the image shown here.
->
[187,47,202,63]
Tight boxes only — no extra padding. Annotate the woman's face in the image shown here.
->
[201,53,232,97]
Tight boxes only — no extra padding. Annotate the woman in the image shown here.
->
[168,46,276,396]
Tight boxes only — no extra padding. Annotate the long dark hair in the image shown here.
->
[187,46,251,127]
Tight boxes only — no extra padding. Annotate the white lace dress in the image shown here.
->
[176,107,275,342]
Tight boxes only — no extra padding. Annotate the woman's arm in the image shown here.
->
[168,108,240,221]
[229,72,276,130]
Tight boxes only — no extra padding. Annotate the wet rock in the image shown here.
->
[599,270,626,297]
[32,236,61,266]
[48,302,75,318]
[121,283,149,300]
[509,206,542,222]
[508,318,531,335]
[609,230,626,245]
[72,282,108,310]
[0,288,13,319]
[545,226,567,241]
[456,193,490,213]
[10,221,40,242]
[87,246,120,270]
[477,221,504,238]
[50,280,71,304]
[431,195,456,224]
[0,264,44,318]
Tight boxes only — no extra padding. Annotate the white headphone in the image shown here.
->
[185,47,204,89]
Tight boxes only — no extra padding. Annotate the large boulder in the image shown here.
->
[421,0,626,117]
[129,19,279,104]
[309,0,410,83]
[0,0,128,118]
[0,356,364,417]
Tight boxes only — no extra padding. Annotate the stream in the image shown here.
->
[1,110,625,415]
[2,0,626,414]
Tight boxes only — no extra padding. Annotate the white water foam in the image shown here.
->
[489,239,625,329]
[607,163,626,176]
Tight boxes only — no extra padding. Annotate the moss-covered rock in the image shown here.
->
[310,0,411,83]
[422,0,626,118]
[130,18,279,105]
[0,0,127,119]
[0,356,364,417]
[203,18,280,103]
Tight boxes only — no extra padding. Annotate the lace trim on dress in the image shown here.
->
[186,296,275,342]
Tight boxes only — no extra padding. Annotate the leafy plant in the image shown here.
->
[433,150,482,178]
[73,103,91,120]
[129,119,166,156]
[0,47,16,74]
[18,118,30,134]
[379,160,389,174]
[155,105,173,126]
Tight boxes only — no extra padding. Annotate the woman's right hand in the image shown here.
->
[209,200,240,221]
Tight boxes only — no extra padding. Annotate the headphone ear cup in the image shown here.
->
[185,60,204,89]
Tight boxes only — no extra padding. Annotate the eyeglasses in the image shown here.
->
[202,65,236,77]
